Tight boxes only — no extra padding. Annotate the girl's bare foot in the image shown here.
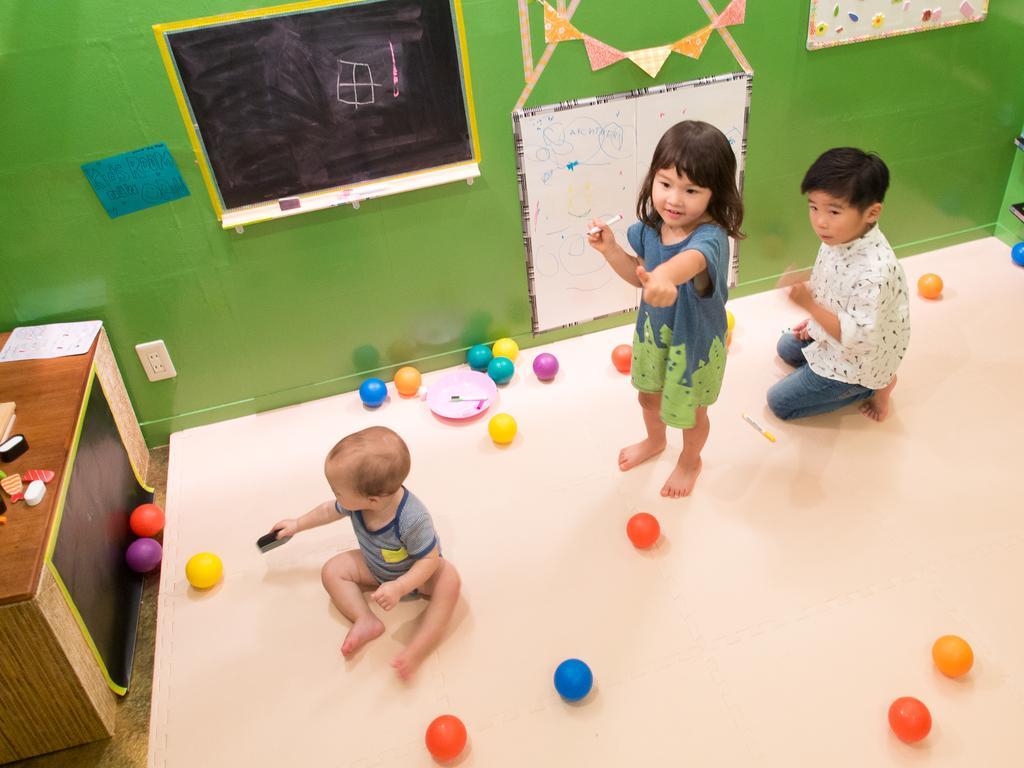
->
[341,615,385,657]
[661,457,702,498]
[618,438,667,471]
[391,646,428,680]
[860,376,896,422]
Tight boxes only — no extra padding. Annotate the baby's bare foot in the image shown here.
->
[391,646,428,681]
[618,438,667,471]
[660,457,702,498]
[341,615,385,658]
[860,376,896,422]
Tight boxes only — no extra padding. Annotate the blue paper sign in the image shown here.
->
[81,143,189,218]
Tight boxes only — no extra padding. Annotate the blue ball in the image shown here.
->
[554,658,593,702]
[1012,242,1024,267]
[466,343,493,371]
[486,356,515,385]
[358,378,387,407]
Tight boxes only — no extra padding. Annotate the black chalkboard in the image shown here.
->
[163,0,475,210]
[50,374,152,693]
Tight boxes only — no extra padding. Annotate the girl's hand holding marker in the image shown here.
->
[587,213,623,236]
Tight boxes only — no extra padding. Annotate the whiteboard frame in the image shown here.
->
[153,0,481,229]
[512,72,753,335]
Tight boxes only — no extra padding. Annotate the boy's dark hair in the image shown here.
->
[326,426,411,497]
[637,120,745,240]
[801,148,890,210]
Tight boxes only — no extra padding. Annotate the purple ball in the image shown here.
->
[532,352,559,381]
[125,537,163,573]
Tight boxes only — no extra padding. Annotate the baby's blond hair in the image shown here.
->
[325,426,411,497]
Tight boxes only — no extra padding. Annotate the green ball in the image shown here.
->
[487,356,514,384]
[466,343,493,371]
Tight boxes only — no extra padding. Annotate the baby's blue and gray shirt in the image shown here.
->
[335,488,439,583]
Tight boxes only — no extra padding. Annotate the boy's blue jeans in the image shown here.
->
[767,334,874,420]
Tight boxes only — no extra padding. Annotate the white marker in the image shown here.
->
[587,214,623,235]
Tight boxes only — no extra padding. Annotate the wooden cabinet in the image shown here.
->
[0,329,150,763]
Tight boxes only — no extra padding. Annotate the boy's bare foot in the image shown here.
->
[391,646,428,681]
[618,438,667,471]
[341,615,385,657]
[860,376,896,422]
[660,457,701,498]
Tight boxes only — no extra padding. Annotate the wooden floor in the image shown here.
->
[13,236,1024,767]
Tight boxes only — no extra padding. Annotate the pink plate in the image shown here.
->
[426,370,498,420]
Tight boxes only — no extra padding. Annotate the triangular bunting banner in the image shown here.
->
[671,25,713,59]
[543,2,584,43]
[712,0,746,29]
[583,35,626,70]
[625,45,673,78]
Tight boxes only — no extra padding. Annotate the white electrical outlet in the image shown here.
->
[135,340,177,382]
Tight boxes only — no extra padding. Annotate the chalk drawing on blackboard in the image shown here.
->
[389,41,400,97]
[337,59,383,107]
[154,0,480,228]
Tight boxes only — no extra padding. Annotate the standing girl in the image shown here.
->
[588,121,744,497]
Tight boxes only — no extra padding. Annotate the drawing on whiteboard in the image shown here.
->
[567,182,592,219]
[513,73,753,333]
[533,225,615,292]
[337,59,383,107]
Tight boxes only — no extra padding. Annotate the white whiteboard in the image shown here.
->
[512,73,752,334]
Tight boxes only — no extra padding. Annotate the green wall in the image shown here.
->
[996,125,1024,246]
[2,1,1023,446]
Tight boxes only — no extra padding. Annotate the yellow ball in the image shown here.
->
[185,552,223,589]
[492,337,519,362]
[726,309,735,334]
[488,413,517,445]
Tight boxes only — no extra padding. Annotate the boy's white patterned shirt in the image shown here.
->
[803,225,911,389]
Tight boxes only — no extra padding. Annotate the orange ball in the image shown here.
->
[425,714,467,762]
[932,635,973,678]
[611,344,632,374]
[393,366,422,397]
[626,512,660,549]
[888,696,931,743]
[130,503,165,537]
[917,273,943,299]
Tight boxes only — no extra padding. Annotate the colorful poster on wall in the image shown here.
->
[81,143,189,219]
[807,0,988,49]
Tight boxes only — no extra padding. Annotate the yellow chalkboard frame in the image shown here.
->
[153,0,481,228]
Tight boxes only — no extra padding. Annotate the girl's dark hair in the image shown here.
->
[636,120,745,239]
[801,148,889,211]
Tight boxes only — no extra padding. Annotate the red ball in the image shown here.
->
[611,344,632,374]
[425,714,467,762]
[888,697,931,743]
[130,503,165,538]
[626,512,660,549]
